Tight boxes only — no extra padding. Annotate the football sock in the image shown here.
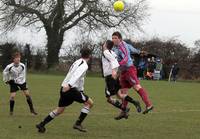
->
[107,99,123,110]
[10,100,15,112]
[137,88,152,107]
[121,100,128,111]
[40,111,57,126]
[75,107,89,125]
[124,95,138,105]
[26,96,34,111]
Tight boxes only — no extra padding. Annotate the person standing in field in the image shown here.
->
[3,52,37,116]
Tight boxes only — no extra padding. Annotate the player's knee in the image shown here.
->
[10,96,15,100]
[87,98,94,108]
[24,91,30,97]
[10,94,16,100]
[134,84,142,91]
[54,108,64,115]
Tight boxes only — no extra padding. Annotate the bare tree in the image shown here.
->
[0,0,149,68]
[194,39,200,47]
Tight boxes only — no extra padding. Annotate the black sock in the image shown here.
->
[125,96,138,105]
[10,100,15,112]
[40,115,54,126]
[108,99,123,110]
[26,96,34,111]
[76,112,88,125]
[40,111,57,126]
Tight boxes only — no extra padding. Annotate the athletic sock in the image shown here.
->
[75,107,89,125]
[108,99,123,110]
[26,96,34,111]
[10,100,15,112]
[40,111,57,126]
[124,95,138,105]
[121,100,128,112]
[137,88,152,107]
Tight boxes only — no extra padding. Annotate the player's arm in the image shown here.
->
[128,44,141,55]
[103,51,119,79]
[63,63,88,92]
[2,65,10,83]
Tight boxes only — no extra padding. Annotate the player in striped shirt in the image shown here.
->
[112,32,153,118]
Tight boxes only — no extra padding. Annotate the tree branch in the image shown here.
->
[9,0,47,24]
[62,11,91,32]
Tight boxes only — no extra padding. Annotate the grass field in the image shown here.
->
[0,73,200,139]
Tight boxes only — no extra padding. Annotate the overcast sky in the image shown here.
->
[0,0,200,48]
[139,0,200,47]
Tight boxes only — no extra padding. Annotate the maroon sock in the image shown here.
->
[121,100,128,111]
[137,88,152,107]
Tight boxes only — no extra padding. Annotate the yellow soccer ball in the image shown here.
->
[113,1,125,12]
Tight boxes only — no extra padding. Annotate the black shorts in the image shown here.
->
[8,80,28,93]
[58,87,89,107]
[105,75,121,97]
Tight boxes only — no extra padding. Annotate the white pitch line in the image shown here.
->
[150,109,200,114]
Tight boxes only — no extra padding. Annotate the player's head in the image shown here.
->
[112,31,122,46]
[105,40,114,50]
[80,47,92,60]
[12,52,21,65]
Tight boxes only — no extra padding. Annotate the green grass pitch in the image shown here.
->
[0,74,200,139]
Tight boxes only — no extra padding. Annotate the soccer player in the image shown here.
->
[102,40,141,119]
[36,48,93,133]
[2,52,37,115]
[112,32,153,117]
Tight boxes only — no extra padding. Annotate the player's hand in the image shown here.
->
[112,70,118,80]
[140,51,148,56]
[62,84,71,92]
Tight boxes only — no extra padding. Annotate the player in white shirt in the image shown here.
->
[36,48,93,133]
[2,52,37,115]
[102,40,141,120]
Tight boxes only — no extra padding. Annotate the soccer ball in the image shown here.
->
[113,1,125,12]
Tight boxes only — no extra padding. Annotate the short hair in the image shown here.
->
[12,52,21,59]
[106,40,114,50]
[112,31,122,39]
[80,48,92,58]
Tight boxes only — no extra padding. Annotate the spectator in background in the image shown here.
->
[145,57,156,80]
[160,59,164,79]
[171,63,180,82]
[154,58,163,80]
[137,53,147,79]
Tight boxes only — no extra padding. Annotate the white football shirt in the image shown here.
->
[61,58,88,91]
[3,62,26,84]
[102,49,119,77]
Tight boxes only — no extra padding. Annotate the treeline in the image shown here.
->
[126,38,200,80]
[0,43,46,70]
[0,37,199,80]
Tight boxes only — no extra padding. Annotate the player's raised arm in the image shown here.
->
[127,43,140,55]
